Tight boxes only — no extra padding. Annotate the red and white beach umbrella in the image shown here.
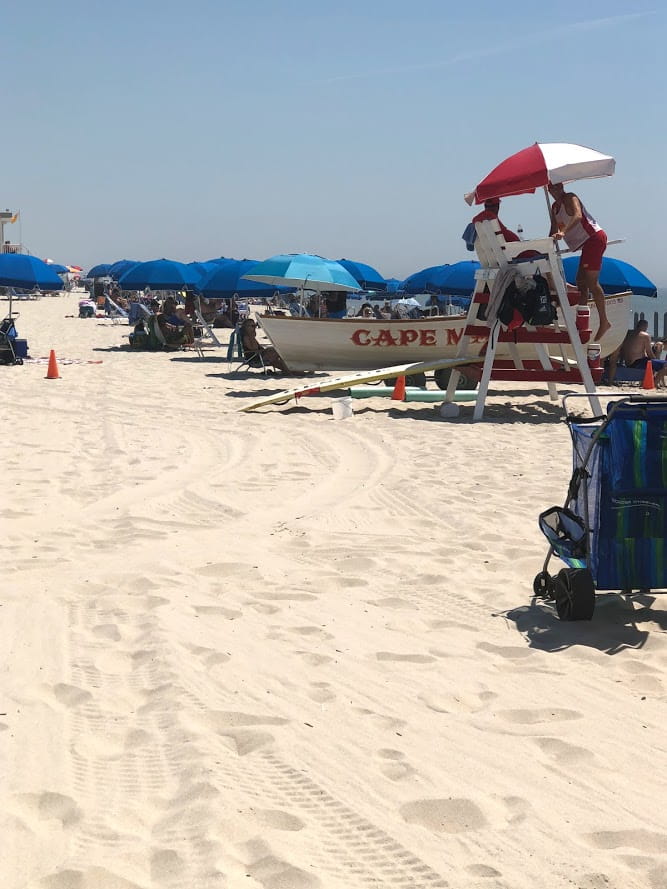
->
[465,142,615,205]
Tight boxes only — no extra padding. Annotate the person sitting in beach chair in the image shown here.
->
[239,318,290,372]
[157,296,194,345]
[620,320,667,387]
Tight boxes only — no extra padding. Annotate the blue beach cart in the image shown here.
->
[534,395,667,620]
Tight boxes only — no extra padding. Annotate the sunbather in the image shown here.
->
[621,320,667,387]
[240,318,290,372]
[158,296,194,345]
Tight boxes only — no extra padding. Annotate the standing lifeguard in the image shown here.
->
[548,182,609,341]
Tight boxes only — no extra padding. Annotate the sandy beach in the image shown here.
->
[2,291,666,889]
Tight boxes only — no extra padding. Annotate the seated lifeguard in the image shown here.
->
[240,318,290,372]
[472,198,520,242]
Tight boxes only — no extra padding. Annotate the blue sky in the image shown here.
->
[3,1,665,283]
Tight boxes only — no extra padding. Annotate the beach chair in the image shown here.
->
[105,295,129,323]
[193,296,223,347]
[0,314,23,365]
[534,394,667,620]
[139,314,183,351]
[226,323,268,374]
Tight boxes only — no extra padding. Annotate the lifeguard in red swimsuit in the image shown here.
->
[548,182,609,341]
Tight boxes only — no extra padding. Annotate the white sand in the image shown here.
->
[2,292,666,889]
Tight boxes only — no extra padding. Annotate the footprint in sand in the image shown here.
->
[376,652,436,664]
[586,829,667,853]
[91,624,122,641]
[307,682,336,703]
[498,708,582,726]
[401,797,488,833]
[252,809,305,832]
[52,684,93,707]
[16,791,82,827]
[95,649,156,676]
[193,604,243,619]
[249,602,282,615]
[532,737,595,764]
[355,708,406,733]
[253,591,318,602]
[182,644,230,668]
[503,795,532,825]
[39,867,144,889]
[296,652,333,666]
[150,848,185,883]
[376,749,416,781]
[242,840,320,889]
[193,711,289,756]
[368,597,419,610]
[418,690,496,714]
[466,863,502,878]
[204,711,290,729]
[337,576,370,588]
[477,642,534,660]
[289,626,334,640]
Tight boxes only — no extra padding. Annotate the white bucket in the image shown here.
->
[332,396,354,419]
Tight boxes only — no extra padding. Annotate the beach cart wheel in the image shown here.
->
[533,571,554,599]
[553,568,595,621]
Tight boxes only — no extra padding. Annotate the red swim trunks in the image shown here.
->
[580,229,607,272]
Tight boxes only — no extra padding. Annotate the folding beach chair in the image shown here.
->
[105,295,129,323]
[193,295,223,348]
[226,322,268,374]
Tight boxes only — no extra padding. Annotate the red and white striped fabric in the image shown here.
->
[465,142,615,205]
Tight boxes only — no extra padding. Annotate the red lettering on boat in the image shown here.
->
[446,328,464,345]
[351,328,371,346]
[398,329,419,346]
[419,329,437,346]
[375,329,398,347]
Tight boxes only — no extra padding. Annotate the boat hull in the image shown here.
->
[259,295,631,372]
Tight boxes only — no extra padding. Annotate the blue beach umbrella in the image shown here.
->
[337,259,387,291]
[188,260,220,280]
[402,261,480,296]
[109,259,139,281]
[385,277,404,293]
[0,254,64,290]
[562,256,657,297]
[118,258,201,291]
[243,254,360,291]
[45,261,68,274]
[199,258,294,298]
[87,263,112,278]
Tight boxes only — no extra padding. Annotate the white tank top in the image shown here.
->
[553,197,601,250]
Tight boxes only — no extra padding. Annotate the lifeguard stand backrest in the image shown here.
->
[474,220,509,268]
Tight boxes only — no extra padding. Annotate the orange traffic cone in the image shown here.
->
[45,350,60,380]
[391,375,406,401]
[642,360,655,390]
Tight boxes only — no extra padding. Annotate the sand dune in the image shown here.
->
[2,292,666,889]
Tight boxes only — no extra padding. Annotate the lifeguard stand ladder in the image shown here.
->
[445,220,603,421]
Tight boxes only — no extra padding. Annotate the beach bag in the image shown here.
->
[497,281,524,330]
[523,273,556,327]
[538,506,588,560]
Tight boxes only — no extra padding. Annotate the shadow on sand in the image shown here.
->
[500,592,667,655]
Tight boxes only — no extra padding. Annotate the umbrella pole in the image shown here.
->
[543,184,563,258]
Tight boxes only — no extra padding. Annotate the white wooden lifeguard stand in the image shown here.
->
[444,220,602,420]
